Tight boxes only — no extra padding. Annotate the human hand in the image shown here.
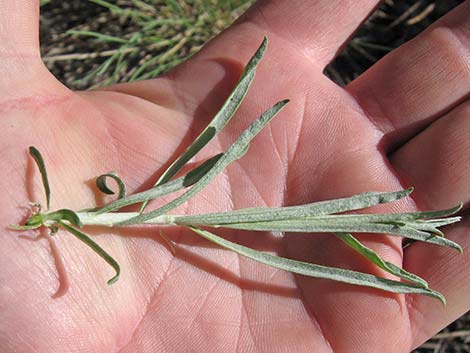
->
[1,1,468,352]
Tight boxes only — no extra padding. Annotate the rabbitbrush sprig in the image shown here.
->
[12,37,462,303]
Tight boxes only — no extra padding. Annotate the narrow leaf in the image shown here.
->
[96,172,127,199]
[172,189,413,225]
[59,221,120,285]
[118,99,289,226]
[140,37,268,212]
[209,217,462,251]
[29,146,51,210]
[188,226,445,303]
[404,217,462,236]
[335,232,428,287]
[311,204,462,224]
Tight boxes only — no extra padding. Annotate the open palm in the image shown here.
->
[1,1,469,352]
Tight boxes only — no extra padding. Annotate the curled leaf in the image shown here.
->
[96,171,126,199]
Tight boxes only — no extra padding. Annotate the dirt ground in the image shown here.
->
[39,1,469,352]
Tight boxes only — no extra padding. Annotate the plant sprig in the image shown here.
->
[138,36,267,213]
[12,38,462,304]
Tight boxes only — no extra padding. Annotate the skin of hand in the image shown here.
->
[0,1,469,352]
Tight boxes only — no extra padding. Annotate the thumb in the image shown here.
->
[0,0,40,54]
[0,1,66,99]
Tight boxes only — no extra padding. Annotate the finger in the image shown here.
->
[284,150,414,352]
[0,0,40,54]
[242,0,380,67]
[280,77,417,351]
[404,217,470,350]
[108,0,381,110]
[391,100,470,347]
[347,1,470,148]
[0,1,65,98]
[390,100,470,210]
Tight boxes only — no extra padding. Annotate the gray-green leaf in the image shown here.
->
[139,37,268,212]
[207,216,461,251]
[118,99,289,226]
[335,232,428,287]
[172,189,413,225]
[188,226,445,303]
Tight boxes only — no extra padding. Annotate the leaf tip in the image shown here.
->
[275,99,290,110]
[28,146,38,155]
[261,35,268,46]
[107,271,120,285]
[436,292,447,306]
[421,288,446,305]
[452,202,464,214]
